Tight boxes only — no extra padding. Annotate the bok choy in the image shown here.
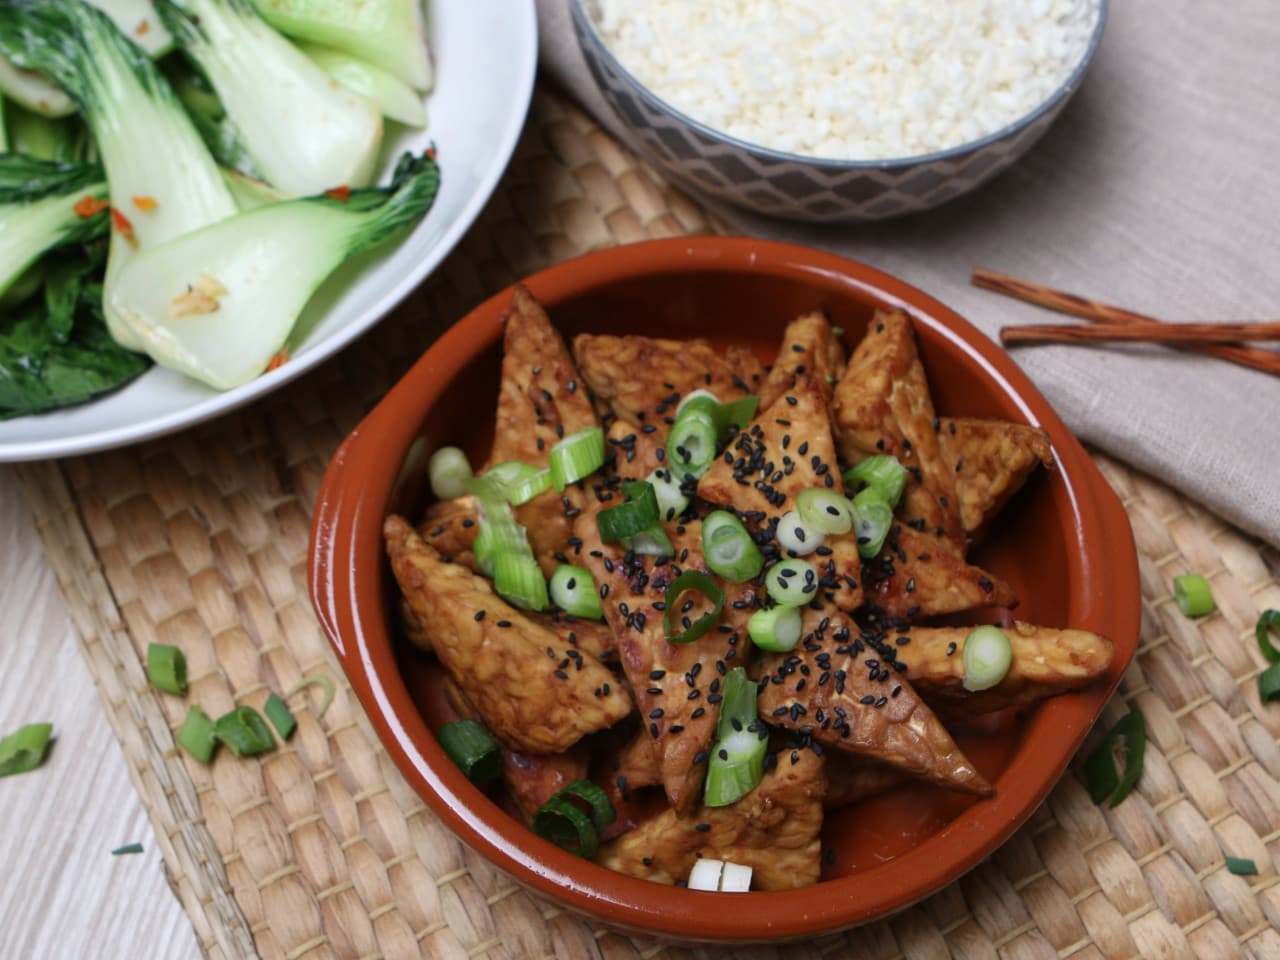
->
[157,0,383,196]
[108,150,441,389]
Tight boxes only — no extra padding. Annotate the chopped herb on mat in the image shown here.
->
[285,674,336,719]
[1172,574,1215,617]
[146,642,187,695]
[1084,708,1146,807]
[111,842,144,856]
[1258,610,1280,703]
[263,693,296,740]
[213,706,275,757]
[1225,856,1257,876]
[0,722,53,777]
[177,705,217,764]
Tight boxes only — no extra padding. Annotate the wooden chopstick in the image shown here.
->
[972,268,1280,377]
[1001,321,1280,345]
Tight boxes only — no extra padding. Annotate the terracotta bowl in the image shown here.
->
[309,237,1139,942]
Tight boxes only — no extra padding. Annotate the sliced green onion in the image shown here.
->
[1173,574,1215,617]
[1255,609,1280,662]
[507,468,552,506]
[676,389,719,419]
[533,779,616,859]
[213,706,276,757]
[702,510,764,582]
[285,674,337,718]
[851,488,894,559]
[597,481,660,542]
[797,487,855,535]
[748,604,803,652]
[428,446,473,500]
[688,858,724,891]
[775,509,825,557]
[471,522,497,576]
[962,626,1013,692]
[1225,855,1258,876]
[719,861,753,892]
[437,718,501,785]
[549,565,604,619]
[177,706,217,764]
[549,426,606,491]
[646,467,689,522]
[494,553,549,612]
[469,461,538,500]
[716,396,758,436]
[844,455,908,508]
[1260,663,1280,703]
[0,722,53,778]
[704,667,768,807]
[146,643,188,696]
[765,559,818,606]
[263,694,297,740]
[666,410,717,479]
[1084,708,1146,807]
[663,569,725,644]
[111,842,144,856]
[623,526,675,558]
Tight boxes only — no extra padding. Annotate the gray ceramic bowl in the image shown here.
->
[570,0,1108,223]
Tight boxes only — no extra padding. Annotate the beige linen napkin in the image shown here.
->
[536,0,1280,547]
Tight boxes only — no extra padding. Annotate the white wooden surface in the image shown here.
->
[0,467,199,959]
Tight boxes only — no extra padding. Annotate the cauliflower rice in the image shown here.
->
[591,0,1101,161]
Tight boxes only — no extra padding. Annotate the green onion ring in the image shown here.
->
[1255,609,1280,662]
[1172,573,1215,617]
[213,706,276,757]
[796,487,855,535]
[962,626,1013,692]
[1084,708,1146,807]
[663,569,725,644]
[177,706,217,764]
[428,446,473,500]
[843,455,908,508]
[747,604,803,653]
[597,481,660,542]
[549,564,604,619]
[549,426,606,491]
[702,510,764,582]
[437,719,502,784]
[0,722,53,778]
[765,558,818,606]
[146,642,188,696]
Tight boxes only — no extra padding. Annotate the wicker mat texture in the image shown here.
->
[16,90,1280,960]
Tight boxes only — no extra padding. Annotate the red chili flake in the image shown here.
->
[324,185,350,202]
[266,350,289,372]
[73,196,109,218]
[110,207,137,245]
[424,144,437,159]
[132,195,157,211]
[135,19,150,35]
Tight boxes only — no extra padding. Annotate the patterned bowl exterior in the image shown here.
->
[570,0,1108,223]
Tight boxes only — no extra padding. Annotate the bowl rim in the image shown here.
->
[569,0,1110,170]
[308,236,1140,942]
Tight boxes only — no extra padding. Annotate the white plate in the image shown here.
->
[0,0,538,462]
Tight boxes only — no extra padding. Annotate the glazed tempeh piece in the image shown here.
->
[823,756,909,809]
[606,418,665,481]
[698,372,841,523]
[573,333,763,438]
[419,491,579,580]
[490,284,599,467]
[443,675,593,823]
[896,620,1113,715]
[861,524,1017,618]
[385,516,632,753]
[527,610,616,662]
[573,505,755,816]
[611,727,663,792]
[600,747,826,890]
[755,606,991,795]
[758,311,847,411]
[941,418,1054,540]
[419,495,481,572]
[833,309,962,541]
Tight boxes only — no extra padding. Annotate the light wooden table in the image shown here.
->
[0,467,199,959]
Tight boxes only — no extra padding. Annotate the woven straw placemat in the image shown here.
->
[17,90,1280,960]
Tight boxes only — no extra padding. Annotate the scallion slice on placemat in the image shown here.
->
[111,842,144,856]
[662,569,724,643]
[178,705,217,763]
[285,674,336,718]
[1225,855,1258,876]
[146,642,187,696]
[1084,708,1146,807]
[1256,609,1280,662]
[0,722,53,778]
[213,706,276,757]
[263,693,297,740]
[437,719,501,784]
[1172,573,1215,617]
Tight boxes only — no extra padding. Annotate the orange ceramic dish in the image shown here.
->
[308,237,1139,941]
